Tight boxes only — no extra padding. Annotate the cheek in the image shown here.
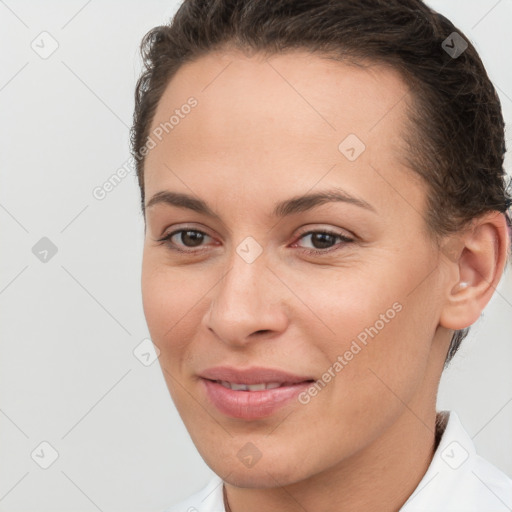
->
[288,292,433,466]
[141,264,170,340]
[141,263,198,407]
[141,257,216,371]
[291,266,403,347]
[141,258,189,354]
[305,263,436,391]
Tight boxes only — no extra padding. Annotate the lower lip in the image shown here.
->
[201,379,312,420]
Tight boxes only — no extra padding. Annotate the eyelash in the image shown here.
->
[156,228,354,256]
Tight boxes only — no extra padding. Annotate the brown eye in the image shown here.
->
[176,230,206,247]
[305,232,338,249]
[157,229,213,252]
[294,230,354,255]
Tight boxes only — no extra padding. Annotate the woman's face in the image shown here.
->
[141,50,451,486]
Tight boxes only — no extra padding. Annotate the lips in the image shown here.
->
[199,366,315,386]
[198,366,315,419]
[217,381,283,391]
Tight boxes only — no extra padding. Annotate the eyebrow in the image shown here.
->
[145,188,376,219]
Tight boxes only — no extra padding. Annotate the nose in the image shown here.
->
[203,249,289,348]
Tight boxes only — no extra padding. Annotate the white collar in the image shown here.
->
[166,410,512,511]
[402,410,512,511]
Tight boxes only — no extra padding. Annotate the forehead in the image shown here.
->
[149,49,410,146]
[144,49,421,215]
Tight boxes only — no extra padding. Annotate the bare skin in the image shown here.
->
[140,49,509,512]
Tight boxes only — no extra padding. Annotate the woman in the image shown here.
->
[130,0,512,510]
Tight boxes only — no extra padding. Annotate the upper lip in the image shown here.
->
[199,366,315,385]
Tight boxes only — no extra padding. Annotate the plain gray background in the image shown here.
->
[0,1,511,510]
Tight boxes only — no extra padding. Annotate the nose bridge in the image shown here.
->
[205,243,287,344]
[215,245,270,319]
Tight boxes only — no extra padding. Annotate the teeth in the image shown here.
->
[218,381,283,391]
[244,383,266,391]
[231,382,251,391]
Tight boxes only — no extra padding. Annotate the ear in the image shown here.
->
[439,211,510,331]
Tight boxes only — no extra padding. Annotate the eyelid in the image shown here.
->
[157,224,356,256]
[158,223,213,240]
[290,228,355,255]
[156,225,215,250]
[294,224,356,240]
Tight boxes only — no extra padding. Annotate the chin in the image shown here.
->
[222,469,299,489]
[205,453,314,489]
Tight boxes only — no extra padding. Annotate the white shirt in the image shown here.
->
[164,410,512,511]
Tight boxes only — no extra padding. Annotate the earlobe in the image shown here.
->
[439,212,509,331]
[450,281,469,294]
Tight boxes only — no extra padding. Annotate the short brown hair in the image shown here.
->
[130,0,512,366]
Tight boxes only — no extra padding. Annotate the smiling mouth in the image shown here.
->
[201,377,316,419]
[210,379,314,391]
